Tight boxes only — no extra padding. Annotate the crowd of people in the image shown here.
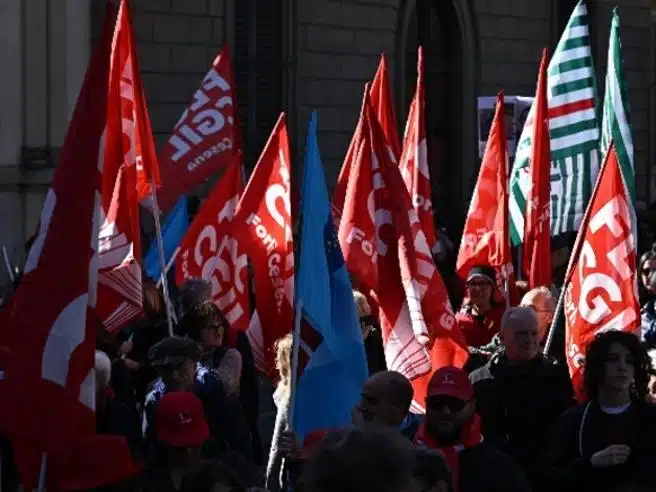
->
[2,241,656,492]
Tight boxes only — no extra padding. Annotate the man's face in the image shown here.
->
[521,293,554,341]
[502,320,540,362]
[174,359,197,390]
[354,379,403,427]
[425,395,473,440]
[602,342,635,392]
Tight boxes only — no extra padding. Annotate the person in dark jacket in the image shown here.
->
[178,278,264,465]
[415,366,531,492]
[549,330,656,492]
[470,307,574,491]
[142,337,253,463]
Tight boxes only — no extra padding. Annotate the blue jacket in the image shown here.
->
[143,363,253,461]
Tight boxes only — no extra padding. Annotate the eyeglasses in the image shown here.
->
[426,396,468,412]
[466,281,491,289]
[641,269,655,276]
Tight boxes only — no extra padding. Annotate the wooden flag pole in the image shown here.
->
[149,178,175,337]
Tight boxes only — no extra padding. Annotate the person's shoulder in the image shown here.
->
[469,361,494,384]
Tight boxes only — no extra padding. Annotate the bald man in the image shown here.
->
[470,307,574,492]
[353,371,421,440]
[520,286,557,345]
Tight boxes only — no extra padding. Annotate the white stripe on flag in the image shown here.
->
[553,66,594,85]
[549,108,596,130]
[551,129,599,151]
[550,87,595,108]
[562,24,589,40]
[550,47,592,68]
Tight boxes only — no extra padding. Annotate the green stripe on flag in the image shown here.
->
[600,8,635,202]
[508,0,600,244]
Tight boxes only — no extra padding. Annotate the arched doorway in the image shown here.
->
[396,0,478,238]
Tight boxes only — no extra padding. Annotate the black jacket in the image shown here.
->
[417,439,531,492]
[549,401,656,492]
[470,353,574,490]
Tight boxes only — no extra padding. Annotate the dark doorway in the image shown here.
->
[398,0,478,239]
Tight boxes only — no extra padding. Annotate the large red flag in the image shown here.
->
[399,47,438,252]
[564,143,639,401]
[0,0,115,467]
[370,53,401,160]
[338,93,467,412]
[456,91,514,293]
[154,47,241,212]
[233,114,294,377]
[176,159,250,335]
[523,49,552,289]
[96,0,160,332]
[333,56,399,226]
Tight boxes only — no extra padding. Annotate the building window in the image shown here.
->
[234,0,285,170]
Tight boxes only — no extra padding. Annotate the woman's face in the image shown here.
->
[466,278,493,307]
[602,342,635,392]
[640,259,656,290]
[200,323,224,349]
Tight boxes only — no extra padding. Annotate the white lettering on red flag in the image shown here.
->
[234,114,295,377]
[176,161,250,332]
[564,144,639,401]
[155,48,241,212]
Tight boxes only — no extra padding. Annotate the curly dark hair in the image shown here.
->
[180,301,230,342]
[583,330,655,403]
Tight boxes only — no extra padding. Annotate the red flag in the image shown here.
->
[399,47,438,252]
[233,114,294,377]
[370,53,401,160]
[0,0,115,464]
[456,91,515,298]
[523,49,552,289]
[333,55,399,226]
[564,143,640,402]
[176,160,250,334]
[155,47,241,212]
[96,0,159,332]
[338,93,467,412]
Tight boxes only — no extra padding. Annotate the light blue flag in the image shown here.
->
[292,112,369,440]
[144,196,189,281]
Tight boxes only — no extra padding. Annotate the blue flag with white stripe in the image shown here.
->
[144,196,189,281]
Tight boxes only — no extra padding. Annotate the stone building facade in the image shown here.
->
[0,0,655,287]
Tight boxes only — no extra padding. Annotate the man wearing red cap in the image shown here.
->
[142,391,210,491]
[414,367,530,492]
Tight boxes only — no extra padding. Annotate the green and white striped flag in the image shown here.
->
[600,8,635,202]
[509,0,600,245]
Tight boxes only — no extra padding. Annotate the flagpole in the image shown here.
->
[542,284,565,356]
[156,247,180,289]
[288,299,302,430]
[36,452,47,492]
[149,177,175,337]
[1,247,15,284]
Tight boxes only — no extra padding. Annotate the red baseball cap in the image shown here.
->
[156,391,209,447]
[426,366,474,401]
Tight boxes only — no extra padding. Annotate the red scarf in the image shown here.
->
[414,413,483,492]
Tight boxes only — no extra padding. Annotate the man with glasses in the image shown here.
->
[415,366,530,492]
[469,307,574,492]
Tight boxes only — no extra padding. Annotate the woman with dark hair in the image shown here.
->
[455,265,506,348]
[549,331,656,492]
